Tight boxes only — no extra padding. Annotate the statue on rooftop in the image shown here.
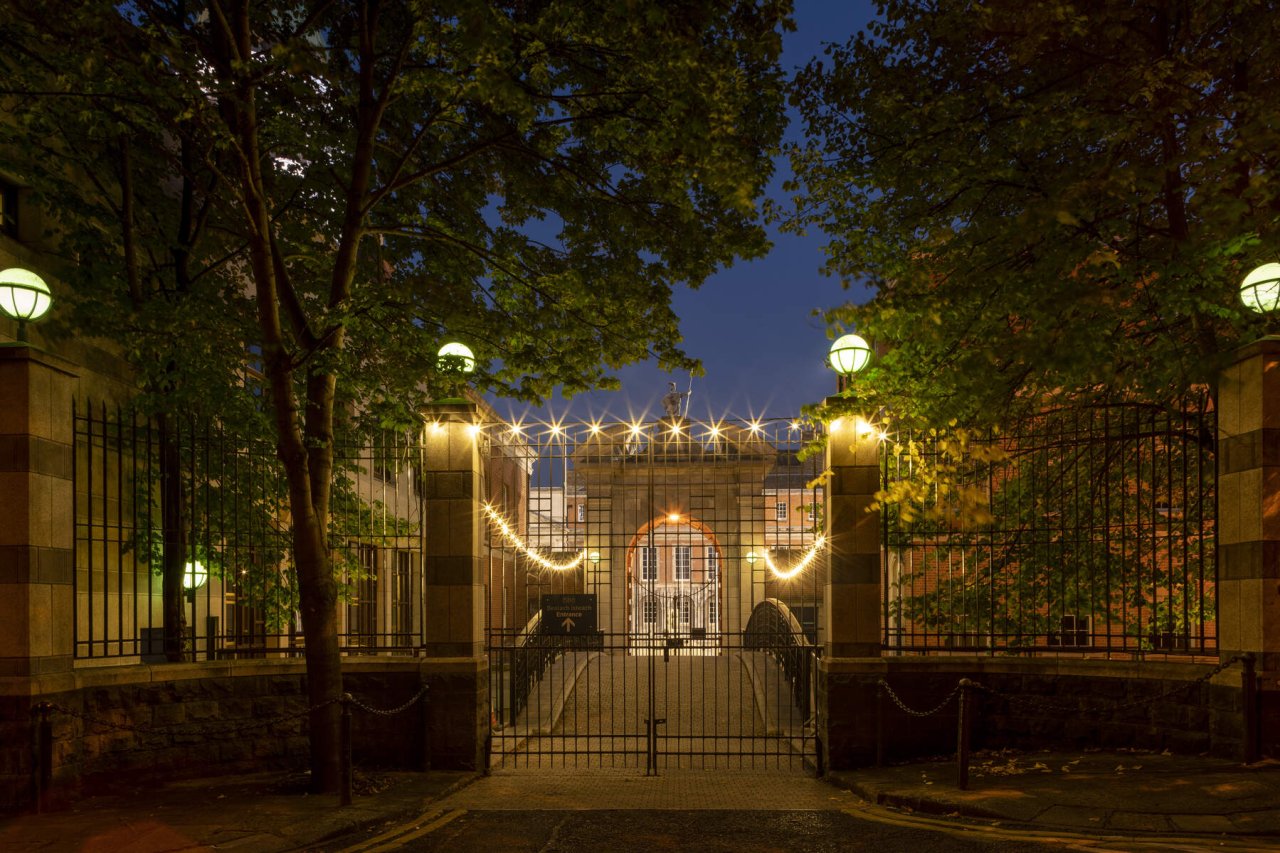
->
[661,381,688,420]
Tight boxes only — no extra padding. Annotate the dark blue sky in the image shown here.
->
[502,1,878,425]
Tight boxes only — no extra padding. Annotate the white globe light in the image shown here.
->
[183,560,208,590]
[437,341,476,373]
[828,334,872,375]
[1241,263,1280,314]
[0,267,52,322]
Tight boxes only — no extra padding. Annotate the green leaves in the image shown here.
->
[788,0,1280,428]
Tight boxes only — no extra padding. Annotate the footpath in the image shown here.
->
[2,750,1279,851]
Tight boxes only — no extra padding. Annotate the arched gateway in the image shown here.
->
[485,417,825,771]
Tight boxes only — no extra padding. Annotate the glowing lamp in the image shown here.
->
[588,550,601,565]
[1241,263,1280,314]
[436,341,476,373]
[0,267,53,342]
[828,334,872,376]
[183,560,208,590]
[745,550,760,566]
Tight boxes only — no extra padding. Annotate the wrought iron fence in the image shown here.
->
[880,397,1216,657]
[73,401,426,661]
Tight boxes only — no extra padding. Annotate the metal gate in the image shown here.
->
[483,417,825,771]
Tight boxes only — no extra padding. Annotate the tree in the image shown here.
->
[785,0,1280,427]
[0,0,790,791]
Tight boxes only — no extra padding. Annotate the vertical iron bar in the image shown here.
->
[1242,653,1258,764]
[72,399,79,659]
[956,679,972,790]
[340,694,353,806]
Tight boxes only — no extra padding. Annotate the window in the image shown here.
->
[705,547,718,580]
[576,503,585,523]
[674,545,691,580]
[775,501,788,521]
[639,547,657,580]
[391,550,413,646]
[675,595,691,624]
[708,597,718,623]
[1048,614,1092,648]
[642,597,657,624]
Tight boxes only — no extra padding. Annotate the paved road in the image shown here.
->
[317,772,1146,853]
[325,809,1088,852]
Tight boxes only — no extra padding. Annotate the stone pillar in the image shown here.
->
[819,413,882,771]
[419,401,488,770]
[822,416,881,658]
[1217,336,1280,757]
[0,345,76,678]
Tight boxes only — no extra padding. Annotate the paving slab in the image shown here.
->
[830,750,1280,837]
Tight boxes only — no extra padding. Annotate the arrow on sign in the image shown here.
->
[561,617,576,632]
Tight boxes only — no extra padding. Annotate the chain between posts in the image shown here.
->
[872,655,1255,791]
[877,679,961,718]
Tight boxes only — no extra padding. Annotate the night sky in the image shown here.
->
[501,0,878,426]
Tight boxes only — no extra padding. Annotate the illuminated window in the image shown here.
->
[676,596,691,624]
[708,597,718,623]
[705,547,718,579]
[775,501,787,521]
[643,597,657,624]
[674,545,691,580]
[576,503,585,523]
[639,547,657,580]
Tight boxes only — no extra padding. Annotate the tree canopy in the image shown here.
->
[787,0,1280,426]
[0,0,792,790]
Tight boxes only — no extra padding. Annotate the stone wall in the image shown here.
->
[0,657,478,814]
[821,657,1250,770]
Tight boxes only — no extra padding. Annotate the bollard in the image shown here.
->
[35,702,52,814]
[956,679,973,790]
[875,682,885,768]
[340,694,353,807]
[1242,654,1259,764]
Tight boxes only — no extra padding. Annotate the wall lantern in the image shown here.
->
[1240,263,1280,314]
[828,333,872,376]
[436,341,476,373]
[744,550,760,566]
[183,560,208,591]
[0,267,53,342]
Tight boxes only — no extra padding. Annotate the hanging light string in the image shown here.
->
[482,503,586,572]
[760,534,828,580]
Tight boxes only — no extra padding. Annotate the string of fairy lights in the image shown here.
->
[481,503,829,581]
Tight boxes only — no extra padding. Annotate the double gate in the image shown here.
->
[483,417,824,771]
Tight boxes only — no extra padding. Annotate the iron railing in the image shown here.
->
[72,402,426,660]
[880,397,1216,657]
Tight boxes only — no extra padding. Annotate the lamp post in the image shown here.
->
[0,267,53,343]
[1240,263,1280,315]
[828,333,872,391]
[435,341,476,403]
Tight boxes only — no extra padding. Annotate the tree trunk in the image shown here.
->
[293,515,343,793]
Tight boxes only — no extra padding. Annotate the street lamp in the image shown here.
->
[1240,263,1280,314]
[0,267,53,343]
[436,341,476,373]
[828,333,872,376]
